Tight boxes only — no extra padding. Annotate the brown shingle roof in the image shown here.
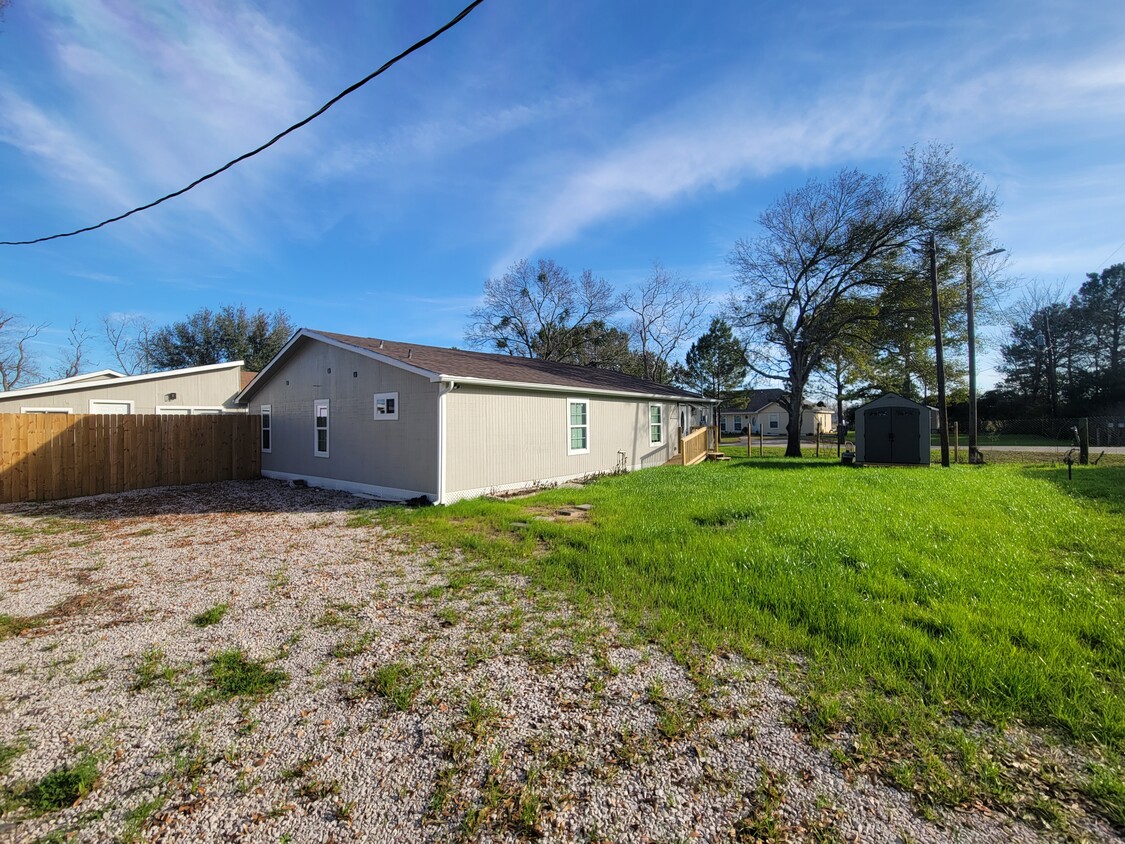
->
[240,370,258,390]
[315,330,703,399]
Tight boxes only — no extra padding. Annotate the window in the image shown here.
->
[261,405,272,453]
[734,416,743,432]
[567,399,589,455]
[89,400,133,414]
[314,399,329,457]
[374,392,398,420]
[769,412,780,430]
[649,404,663,445]
[20,407,71,414]
[156,406,223,415]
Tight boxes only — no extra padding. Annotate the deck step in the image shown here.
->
[705,451,731,462]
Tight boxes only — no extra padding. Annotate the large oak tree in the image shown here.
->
[728,145,997,456]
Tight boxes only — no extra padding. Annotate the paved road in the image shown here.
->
[723,435,1125,455]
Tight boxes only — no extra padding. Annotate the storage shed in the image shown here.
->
[854,393,931,466]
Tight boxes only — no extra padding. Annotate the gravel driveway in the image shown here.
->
[0,480,1116,843]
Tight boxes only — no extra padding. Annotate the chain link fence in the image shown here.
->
[967,415,1125,464]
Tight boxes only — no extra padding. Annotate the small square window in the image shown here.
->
[374,392,399,420]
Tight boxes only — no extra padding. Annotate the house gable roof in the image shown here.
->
[722,388,832,414]
[239,329,709,403]
[0,361,246,401]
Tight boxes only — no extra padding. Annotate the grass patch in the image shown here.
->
[6,755,99,815]
[131,647,179,691]
[355,662,422,711]
[122,796,165,843]
[0,742,24,775]
[379,457,1125,813]
[201,649,287,704]
[1085,763,1125,832]
[0,613,42,640]
[190,603,229,627]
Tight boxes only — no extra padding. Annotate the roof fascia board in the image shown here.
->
[0,360,245,400]
[438,375,713,403]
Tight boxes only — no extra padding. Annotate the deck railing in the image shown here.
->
[677,426,710,466]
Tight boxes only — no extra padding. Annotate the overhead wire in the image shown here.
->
[1,0,487,246]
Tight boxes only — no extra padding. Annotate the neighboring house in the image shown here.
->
[0,361,252,415]
[237,329,714,504]
[720,388,835,437]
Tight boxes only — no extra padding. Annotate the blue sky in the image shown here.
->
[2,0,1124,390]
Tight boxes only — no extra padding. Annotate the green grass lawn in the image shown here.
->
[377,456,1125,822]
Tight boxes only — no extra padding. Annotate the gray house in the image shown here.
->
[0,361,251,415]
[237,329,712,504]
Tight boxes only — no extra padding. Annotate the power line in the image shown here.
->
[1,0,487,247]
[1097,236,1125,269]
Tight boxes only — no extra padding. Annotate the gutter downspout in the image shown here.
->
[437,381,455,504]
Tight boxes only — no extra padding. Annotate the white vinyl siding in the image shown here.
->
[314,399,329,457]
[261,404,272,453]
[649,404,663,445]
[567,399,589,455]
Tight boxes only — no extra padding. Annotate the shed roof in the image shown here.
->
[239,329,709,403]
[0,360,247,400]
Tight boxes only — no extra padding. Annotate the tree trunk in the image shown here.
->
[786,364,807,458]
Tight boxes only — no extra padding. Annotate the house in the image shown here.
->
[0,361,252,415]
[854,393,931,466]
[236,329,714,504]
[720,388,835,437]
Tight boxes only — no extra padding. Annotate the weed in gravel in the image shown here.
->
[732,764,786,840]
[121,796,165,843]
[331,631,375,659]
[647,680,694,740]
[429,765,458,816]
[463,695,500,742]
[345,508,381,528]
[197,649,287,705]
[76,664,110,684]
[6,754,100,815]
[0,613,41,640]
[314,608,358,631]
[463,643,493,669]
[436,606,461,627]
[298,778,340,801]
[280,757,320,781]
[131,647,179,691]
[355,662,422,711]
[1084,762,1125,831]
[191,603,229,627]
[0,741,24,775]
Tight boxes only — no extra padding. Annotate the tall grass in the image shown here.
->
[386,460,1125,751]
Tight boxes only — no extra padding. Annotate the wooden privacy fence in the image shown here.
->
[0,413,260,504]
[675,426,710,466]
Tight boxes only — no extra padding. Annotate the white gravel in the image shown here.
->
[0,479,1118,843]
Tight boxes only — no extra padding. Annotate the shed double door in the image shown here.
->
[865,406,920,464]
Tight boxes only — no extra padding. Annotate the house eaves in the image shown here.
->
[0,360,247,401]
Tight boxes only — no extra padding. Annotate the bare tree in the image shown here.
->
[103,313,155,375]
[0,310,45,390]
[54,317,94,379]
[729,145,997,457]
[465,258,616,361]
[620,263,709,382]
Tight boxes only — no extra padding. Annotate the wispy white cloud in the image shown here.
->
[1,0,317,246]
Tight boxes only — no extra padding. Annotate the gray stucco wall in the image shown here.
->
[254,340,440,497]
[0,368,245,414]
[443,386,679,499]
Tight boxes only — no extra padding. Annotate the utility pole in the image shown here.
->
[966,255,979,463]
[929,233,950,467]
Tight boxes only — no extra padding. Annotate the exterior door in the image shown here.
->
[865,408,893,462]
[890,407,920,463]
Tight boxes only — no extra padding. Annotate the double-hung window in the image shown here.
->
[567,399,589,455]
[261,405,272,453]
[314,399,329,457]
[649,404,663,445]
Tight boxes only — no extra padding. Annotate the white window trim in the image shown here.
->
[373,391,399,420]
[649,403,664,445]
[567,398,590,456]
[155,405,225,415]
[260,404,272,454]
[769,412,780,430]
[89,399,134,414]
[20,407,72,414]
[314,399,330,458]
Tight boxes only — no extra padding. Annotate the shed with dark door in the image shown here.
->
[854,393,930,466]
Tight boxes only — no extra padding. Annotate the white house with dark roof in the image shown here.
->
[720,388,835,437]
[237,329,714,504]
